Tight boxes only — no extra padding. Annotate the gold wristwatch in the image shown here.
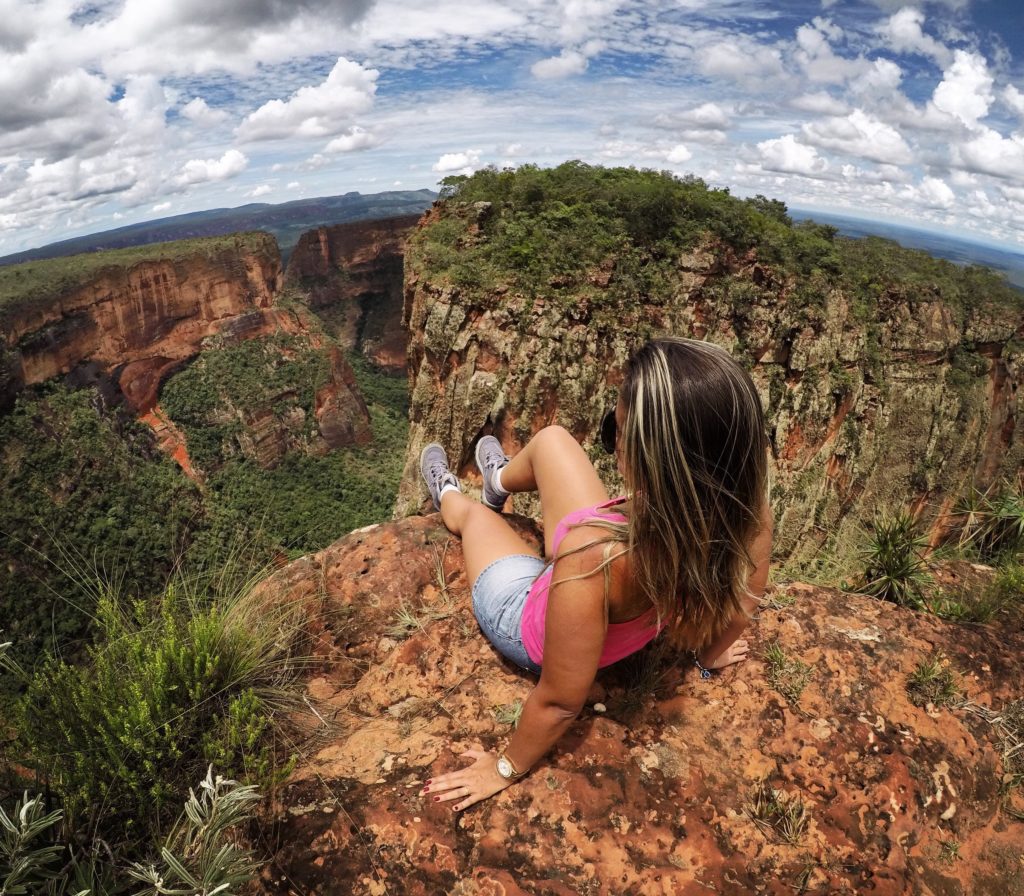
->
[495,753,523,780]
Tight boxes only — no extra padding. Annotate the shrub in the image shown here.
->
[15,560,307,847]
[0,793,68,896]
[856,511,932,609]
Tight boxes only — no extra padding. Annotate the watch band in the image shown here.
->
[496,753,523,779]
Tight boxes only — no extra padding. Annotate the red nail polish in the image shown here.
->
[433,796,440,802]
[426,779,432,784]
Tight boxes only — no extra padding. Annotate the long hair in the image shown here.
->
[557,336,770,649]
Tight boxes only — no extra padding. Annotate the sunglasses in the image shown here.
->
[600,408,617,455]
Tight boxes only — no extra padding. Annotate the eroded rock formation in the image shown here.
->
[1,234,373,471]
[2,235,283,412]
[285,215,421,370]
[255,514,1024,895]
[396,219,1024,568]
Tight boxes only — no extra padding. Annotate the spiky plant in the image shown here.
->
[0,794,79,896]
[956,478,1024,562]
[127,766,261,896]
[857,511,932,609]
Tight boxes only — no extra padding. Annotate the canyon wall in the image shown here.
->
[396,208,1023,569]
[0,233,372,467]
[2,235,282,412]
[285,214,421,370]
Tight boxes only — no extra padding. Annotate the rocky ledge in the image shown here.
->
[254,515,1024,895]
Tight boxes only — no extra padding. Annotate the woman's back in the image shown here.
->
[521,497,661,668]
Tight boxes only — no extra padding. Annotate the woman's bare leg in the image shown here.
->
[498,426,609,557]
[440,491,538,586]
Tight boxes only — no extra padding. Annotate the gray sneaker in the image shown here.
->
[420,443,460,510]
[475,435,510,511]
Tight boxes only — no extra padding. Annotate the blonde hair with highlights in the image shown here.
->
[556,336,770,648]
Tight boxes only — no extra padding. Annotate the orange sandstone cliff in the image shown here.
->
[285,215,421,371]
[0,233,373,469]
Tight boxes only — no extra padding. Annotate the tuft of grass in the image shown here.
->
[960,698,1024,819]
[938,839,961,864]
[493,700,524,728]
[856,511,932,609]
[906,655,963,708]
[610,639,673,719]
[745,779,810,845]
[387,604,422,639]
[763,642,813,705]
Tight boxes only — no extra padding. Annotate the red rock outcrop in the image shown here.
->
[285,215,421,370]
[3,234,283,412]
[255,515,1024,895]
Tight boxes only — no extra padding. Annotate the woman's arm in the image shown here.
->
[699,500,774,669]
[423,534,608,811]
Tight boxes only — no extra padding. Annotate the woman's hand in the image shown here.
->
[420,746,514,811]
[707,638,749,669]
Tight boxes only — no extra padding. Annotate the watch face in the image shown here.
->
[497,757,513,779]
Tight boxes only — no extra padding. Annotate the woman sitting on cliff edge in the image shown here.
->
[418,336,773,810]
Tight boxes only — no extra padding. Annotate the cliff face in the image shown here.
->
[254,515,1024,895]
[396,210,1023,568]
[2,236,283,413]
[285,215,421,371]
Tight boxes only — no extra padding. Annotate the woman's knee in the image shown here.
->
[533,424,577,452]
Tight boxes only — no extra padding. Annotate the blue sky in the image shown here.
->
[1,0,1023,254]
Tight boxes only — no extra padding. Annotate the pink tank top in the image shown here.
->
[521,497,663,668]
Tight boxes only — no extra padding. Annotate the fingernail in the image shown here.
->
[433,796,440,802]
[422,786,429,793]
[426,779,432,784]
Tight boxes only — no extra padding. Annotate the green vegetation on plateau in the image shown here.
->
[414,161,1019,322]
[0,231,275,326]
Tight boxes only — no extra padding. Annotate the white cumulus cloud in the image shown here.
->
[248,184,273,197]
[757,134,828,175]
[929,50,993,129]
[665,144,692,164]
[900,176,955,208]
[955,127,1024,179]
[879,7,952,65]
[324,125,380,153]
[179,97,229,127]
[432,149,482,175]
[176,149,248,186]
[531,49,588,80]
[802,109,913,165]
[236,57,378,142]
[1003,85,1024,120]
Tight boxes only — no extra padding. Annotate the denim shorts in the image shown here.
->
[471,554,546,675]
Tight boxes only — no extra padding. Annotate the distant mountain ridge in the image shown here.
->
[0,189,437,268]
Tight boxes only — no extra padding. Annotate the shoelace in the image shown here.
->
[426,462,450,487]
[480,448,505,472]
